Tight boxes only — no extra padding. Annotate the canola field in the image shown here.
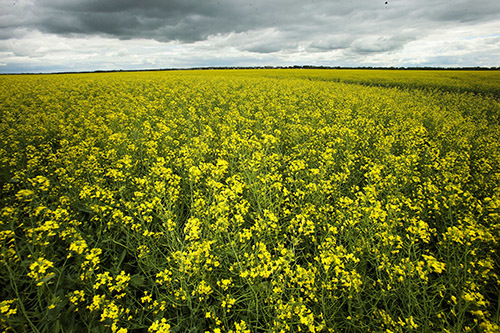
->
[1,69,500,332]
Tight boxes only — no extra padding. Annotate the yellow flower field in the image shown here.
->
[1,69,499,332]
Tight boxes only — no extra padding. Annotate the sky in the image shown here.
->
[1,0,500,73]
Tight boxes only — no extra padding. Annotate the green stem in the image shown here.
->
[5,262,41,333]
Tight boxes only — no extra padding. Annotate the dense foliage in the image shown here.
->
[1,69,499,332]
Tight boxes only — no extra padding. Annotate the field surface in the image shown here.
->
[1,69,500,332]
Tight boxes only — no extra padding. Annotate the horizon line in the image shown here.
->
[1,65,499,75]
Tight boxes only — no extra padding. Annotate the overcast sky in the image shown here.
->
[1,0,500,73]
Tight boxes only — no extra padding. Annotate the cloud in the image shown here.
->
[0,0,499,72]
[350,31,419,54]
[10,0,498,43]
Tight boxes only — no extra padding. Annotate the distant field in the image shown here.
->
[1,69,499,332]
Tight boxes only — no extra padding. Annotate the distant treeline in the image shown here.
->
[3,65,499,75]
[95,65,500,73]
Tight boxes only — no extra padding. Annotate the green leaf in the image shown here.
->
[130,274,145,287]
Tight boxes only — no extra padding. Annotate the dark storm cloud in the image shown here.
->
[34,0,313,42]
[34,0,222,41]
[3,0,500,47]
[5,0,484,42]
[32,0,370,43]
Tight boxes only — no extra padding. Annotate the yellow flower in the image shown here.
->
[148,318,171,333]
[87,294,106,312]
[16,189,34,201]
[141,291,152,304]
[422,255,446,274]
[69,290,85,305]
[30,175,50,191]
[27,257,55,286]
[234,320,250,333]
[0,299,17,317]
[69,239,88,255]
